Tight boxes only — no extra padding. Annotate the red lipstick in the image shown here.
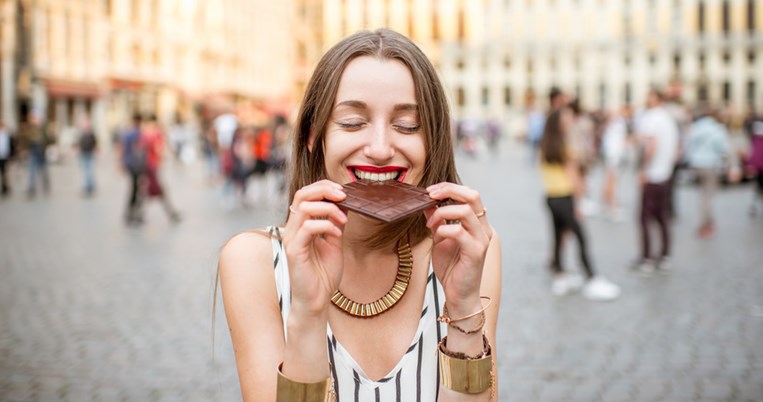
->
[350,165,405,173]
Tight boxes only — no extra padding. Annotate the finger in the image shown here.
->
[293,179,345,204]
[288,219,343,255]
[427,182,481,208]
[432,223,486,257]
[292,201,347,228]
[427,204,485,240]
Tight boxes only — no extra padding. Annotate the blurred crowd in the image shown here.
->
[0,105,292,226]
[520,84,763,301]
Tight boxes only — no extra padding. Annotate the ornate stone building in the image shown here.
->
[299,0,762,134]
[0,0,296,136]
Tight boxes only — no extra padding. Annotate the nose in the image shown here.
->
[363,124,395,162]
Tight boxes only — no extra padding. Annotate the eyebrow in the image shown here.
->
[334,100,418,112]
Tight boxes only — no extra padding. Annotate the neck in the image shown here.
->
[341,213,398,272]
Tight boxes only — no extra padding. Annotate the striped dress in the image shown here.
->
[267,227,447,402]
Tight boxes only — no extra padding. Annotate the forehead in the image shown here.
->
[334,56,417,107]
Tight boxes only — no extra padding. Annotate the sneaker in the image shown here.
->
[630,259,656,276]
[583,277,621,301]
[656,256,672,273]
[580,198,599,217]
[551,273,580,296]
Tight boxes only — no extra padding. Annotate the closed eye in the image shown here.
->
[335,121,365,131]
[394,124,420,134]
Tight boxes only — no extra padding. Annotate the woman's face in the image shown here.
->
[320,56,426,186]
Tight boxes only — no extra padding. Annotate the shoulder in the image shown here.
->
[219,229,279,288]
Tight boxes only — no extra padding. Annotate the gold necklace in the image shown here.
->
[330,241,413,318]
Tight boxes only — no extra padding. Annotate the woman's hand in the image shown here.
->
[282,180,347,319]
[425,182,492,317]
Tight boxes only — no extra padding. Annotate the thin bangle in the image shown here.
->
[437,296,492,325]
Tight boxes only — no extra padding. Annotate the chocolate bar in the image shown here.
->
[336,180,438,223]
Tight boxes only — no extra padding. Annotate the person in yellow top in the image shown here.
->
[539,107,620,301]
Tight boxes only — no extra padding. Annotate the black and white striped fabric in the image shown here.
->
[267,227,447,401]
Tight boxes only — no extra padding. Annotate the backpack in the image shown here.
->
[79,132,97,153]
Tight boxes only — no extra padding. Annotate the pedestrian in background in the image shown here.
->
[77,117,98,196]
[140,115,181,223]
[685,106,730,238]
[119,114,145,225]
[568,99,598,216]
[745,115,763,216]
[525,93,545,164]
[600,106,630,222]
[539,106,621,301]
[19,112,51,198]
[633,89,679,273]
[0,120,14,197]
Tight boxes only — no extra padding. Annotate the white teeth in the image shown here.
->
[353,169,401,181]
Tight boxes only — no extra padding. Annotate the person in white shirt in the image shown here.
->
[633,89,679,273]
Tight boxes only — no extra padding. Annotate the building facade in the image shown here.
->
[303,0,763,134]
[0,0,296,137]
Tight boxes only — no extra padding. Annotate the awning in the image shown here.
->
[46,79,102,99]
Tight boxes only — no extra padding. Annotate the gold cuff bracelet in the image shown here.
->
[276,363,333,402]
[438,335,494,395]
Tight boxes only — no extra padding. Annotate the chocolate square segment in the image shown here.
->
[336,180,438,223]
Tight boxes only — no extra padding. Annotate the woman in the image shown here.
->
[219,29,502,401]
[539,107,620,301]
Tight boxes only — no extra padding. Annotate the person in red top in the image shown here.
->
[140,115,181,223]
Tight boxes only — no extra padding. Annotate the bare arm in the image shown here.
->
[438,228,502,402]
[219,231,285,402]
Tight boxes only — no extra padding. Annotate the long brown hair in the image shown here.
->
[539,108,568,165]
[288,29,459,249]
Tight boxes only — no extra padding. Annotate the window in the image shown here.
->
[673,53,682,71]
[747,80,756,107]
[481,87,490,106]
[457,6,465,41]
[624,83,632,105]
[723,51,731,64]
[698,1,705,33]
[503,55,511,69]
[748,51,756,64]
[456,87,465,107]
[749,0,756,33]
[527,60,534,74]
[456,58,465,70]
[698,84,708,101]
[723,81,731,102]
[504,86,512,106]
[722,0,730,34]
[699,52,706,71]
[649,52,656,66]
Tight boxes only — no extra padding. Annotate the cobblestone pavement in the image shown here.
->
[1,142,762,402]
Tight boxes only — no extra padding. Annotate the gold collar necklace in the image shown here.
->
[330,241,413,318]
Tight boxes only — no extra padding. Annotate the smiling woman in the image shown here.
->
[218,29,502,402]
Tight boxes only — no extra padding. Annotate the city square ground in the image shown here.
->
[1,140,762,401]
